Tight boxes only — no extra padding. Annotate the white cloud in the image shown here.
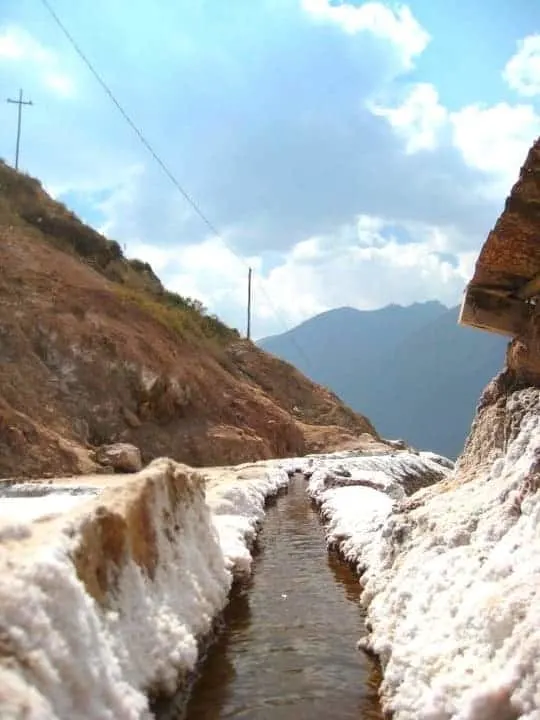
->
[0,25,75,97]
[301,0,429,69]
[127,235,261,321]
[354,215,387,246]
[0,25,50,62]
[504,34,540,97]
[169,235,260,307]
[124,214,473,338]
[450,102,540,194]
[368,81,539,197]
[44,71,75,97]
[10,2,532,340]
[96,165,147,236]
[253,217,471,335]
[124,242,178,274]
[369,83,447,152]
[290,236,328,261]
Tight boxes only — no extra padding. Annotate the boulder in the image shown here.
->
[95,443,142,473]
[386,438,407,450]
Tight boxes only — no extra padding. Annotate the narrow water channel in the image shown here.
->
[163,475,382,719]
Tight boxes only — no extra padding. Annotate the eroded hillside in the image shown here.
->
[0,162,378,478]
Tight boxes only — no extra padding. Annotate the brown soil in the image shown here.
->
[0,162,378,478]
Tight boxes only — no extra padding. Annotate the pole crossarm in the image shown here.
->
[6,94,33,107]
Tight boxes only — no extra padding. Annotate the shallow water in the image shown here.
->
[162,475,382,719]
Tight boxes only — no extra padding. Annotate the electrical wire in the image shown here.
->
[38,0,315,372]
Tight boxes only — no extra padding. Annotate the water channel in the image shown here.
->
[160,474,382,719]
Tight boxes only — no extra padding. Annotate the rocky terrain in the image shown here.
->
[457,136,540,482]
[469,141,540,387]
[0,161,378,479]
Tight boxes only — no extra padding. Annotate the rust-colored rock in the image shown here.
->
[470,137,540,290]
[506,314,540,384]
[461,137,540,383]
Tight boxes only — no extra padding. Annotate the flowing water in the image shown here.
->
[162,475,382,719]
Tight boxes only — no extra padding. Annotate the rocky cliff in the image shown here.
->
[461,137,540,385]
[0,162,377,478]
[457,136,540,481]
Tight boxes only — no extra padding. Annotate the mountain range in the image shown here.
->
[259,302,508,458]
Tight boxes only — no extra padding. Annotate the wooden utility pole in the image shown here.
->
[7,89,33,170]
[247,267,252,340]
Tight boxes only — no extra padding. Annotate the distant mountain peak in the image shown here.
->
[259,301,505,459]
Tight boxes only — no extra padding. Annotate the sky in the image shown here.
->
[0,0,539,339]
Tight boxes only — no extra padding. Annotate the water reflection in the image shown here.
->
[328,551,363,605]
[166,476,382,720]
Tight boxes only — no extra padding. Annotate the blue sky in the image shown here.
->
[0,0,539,338]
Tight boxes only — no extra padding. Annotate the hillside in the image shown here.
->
[260,303,507,458]
[0,162,378,478]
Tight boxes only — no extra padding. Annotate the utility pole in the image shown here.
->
[247,267,252,340]
[7,89,33,170]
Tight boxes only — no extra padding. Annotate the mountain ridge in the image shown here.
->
[259,302,507,458]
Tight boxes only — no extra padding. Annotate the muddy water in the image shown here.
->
[169,475,382,719]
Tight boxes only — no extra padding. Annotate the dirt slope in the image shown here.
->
[0,162,378,478]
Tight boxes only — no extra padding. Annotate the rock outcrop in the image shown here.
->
[457,135,540,481]
[470,138,540,293]
[460,136,540,382]
[95,443,143,473]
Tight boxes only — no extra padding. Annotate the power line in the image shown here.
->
[38,0,221,240]
[38,0,315,372]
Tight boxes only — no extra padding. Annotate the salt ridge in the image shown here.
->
[0,459,289,719]
[295,391,540,719]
